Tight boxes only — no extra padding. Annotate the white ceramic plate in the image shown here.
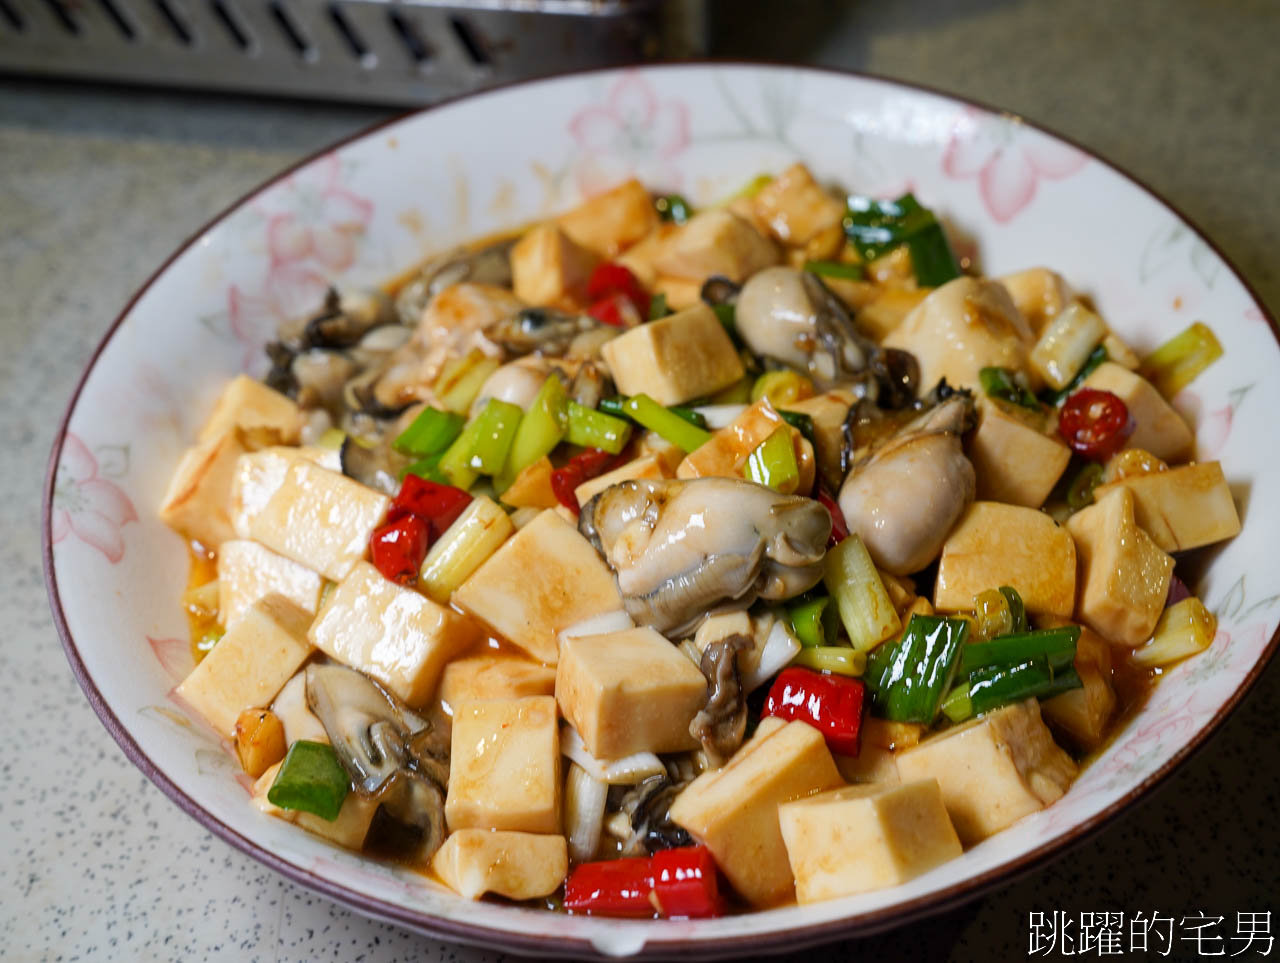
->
[44,64,1280,959]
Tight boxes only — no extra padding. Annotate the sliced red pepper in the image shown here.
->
[563,857,656,918]
[651,846,723,919]
[388,475,472,536]
[1057,388,1134,461]
[550,447,617,513]
[763,667,865,757]
[586,262,650,323]
[587,293,643,328]
[815,488,849,548]
[369,514,431,585]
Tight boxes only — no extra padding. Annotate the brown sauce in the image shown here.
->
[184,541,221,664]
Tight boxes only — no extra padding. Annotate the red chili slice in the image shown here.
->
[388,475,472,536]
[815,488,849,548]
[651,846,724,919]
[763,667,866,757]
[1057,388,1135,460]
[563,857,656,917]
[550,448,617,513]
[585,262,650,322]
[369,514,431,585]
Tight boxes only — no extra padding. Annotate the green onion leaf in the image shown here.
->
[865,615,970,724]
[743,427,800,492]
[1140,321,1224,399]
[655,193,692,224]
[803,259,864,281]
[1045,345,1108,406]
[959,625,1079,676]
[499,375,570,487]
[621,394,712,453]
[648,291,671,320]
[843,193,960,286]
[998,585,1028,634]
[967,660,1082,716]
[267,740,350,821]
[465,399,523,475]
[792,646,866,677]
[979,366,1042,411]
[789,595,839,648]
[393,406,465,457]
[565,401,632,455]
[1066,462,1104,510]
[778,409,815,443]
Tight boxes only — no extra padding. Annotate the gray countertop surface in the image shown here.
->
[2,1,1278,960]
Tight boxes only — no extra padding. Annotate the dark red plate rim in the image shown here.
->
[42,61,1280,960]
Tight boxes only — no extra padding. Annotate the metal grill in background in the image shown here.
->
[0,0,705,105]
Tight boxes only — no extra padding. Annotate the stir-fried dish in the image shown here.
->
[159,165,1239,915]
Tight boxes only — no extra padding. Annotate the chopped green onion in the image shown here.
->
[972,588,1014,642]
[793,646,866,677]
[979,366,1041,411]
[500,375,569,486]
[400,451,448,484]
[1140,321,1224,399]
[789,596,839,648]
[317,427,347,450]
[939,681,973,724]
[436,417,485,490]
[998,585,1028,634]
[711,302,736,335]
[1046,345,1108,406]
[267,740,350,821]
[843,193,960,287]
[803,259,864,281]
[706,377,752,405]
[648,291,670,320]
[750,370,814,407]
[655,193,692,224]
[1132,597,1216,668]
[418,496,515,603]
[465,399,523,475]
[619,395,712,453]
[744,427,800,492]
[823,534,902,652]
[959,626,1079,676]
[967,660,1082,716]
[1066,462,1104,510]
[393,406,464,457]
[565,401,632,455]
[600,395,707,429]
[778,409,815,443]
[864,615,969,724]
[434,350,501,415]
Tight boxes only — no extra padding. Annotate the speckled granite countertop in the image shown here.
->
[3,1,1278,960]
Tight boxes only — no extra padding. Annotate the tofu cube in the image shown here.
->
[1081,362,1193,461]
[176,594,315,737]
[998,268,1074,337]
[967,400,1072,508]
[615,223,679,288]
[896,699,1077,844]
[308,561,480,707]
[934,502,1076,617]
[556,627,707,758]
[197,374,301,445]
[1041,658,1116,751]
[217,539,323,629]
[668,720,843,907]
[751,163,846,246]
[510,223,598,306]
[295,794,380,850]
[432,830,568,901]
[158,429,248,548]
[779,780,962,901]
[601,303,745,406]
[439,651,557,709]
[445,696,561,834]
[651,275,705,310]
[652,209,780,283]
[834,744,901,787]
[1066,487,1174,646]
[1095,461,1240,553]
[453,510,624,665]
[556,179,660,257]
[574,453,670,508]
[231,450,389,581]
[853,288,931,341]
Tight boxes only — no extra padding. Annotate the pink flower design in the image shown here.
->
[148,635,192,682]
[942,109,1087,223]
[568,71,691,195]
[51,433,138,563]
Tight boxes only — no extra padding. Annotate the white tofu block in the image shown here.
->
[198,374,301,445]
[1096,461,1240,553]
[652,209,780,283]
[251,761,379,849]
[217,539,323,629]
[271,671,328,745]
[751,162,846,246]
[967,400,1072,508]
[556,178,659,257]
[1081,362,1194,462]
[158,429,248,549]
[779,780,962,901]
[834,744,901,786]
[445,696,561,834]
[510,223,598,306]
[934,502,1077,617]
[432,830,568,901]
[231,450,390,581]
[574,454,669,508]
[896,699,1077,844]
[439,651,557,709]
[308,561,479,707]
[176,594,315,737]
[600,303,745,406]
[1066,487,1174,647]
[556,627,706,758]
[452,510,623,665]
[669,720,843,907]
[998,268,1074,337]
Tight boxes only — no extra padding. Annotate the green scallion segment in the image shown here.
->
[958,626,1080,677]
[436,416,484,490]
[843,193,961,287]
[617,395,713,453]
[465,399,523,475]
[789,595,839,648]
[400,451,448,485]
[979,366,1041,411]
[648,291,671,320]
[778,409,816,443]
[1140,321,1224,399]
[1066,462,1104,510]
[655,193,692,224]
[1047,345,1108,406]
[793,646,866,677]
[500,375,569,485]
[743,427,800,492]
[267,740,350,822]
[393,406,465,457]
[565,401,633,455]
[803,259,865,281]
[864,615,970,724]
[967,661,1082,716]
[940,681,973,724]
[711,302,737,335]
[998,585,1028,634]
